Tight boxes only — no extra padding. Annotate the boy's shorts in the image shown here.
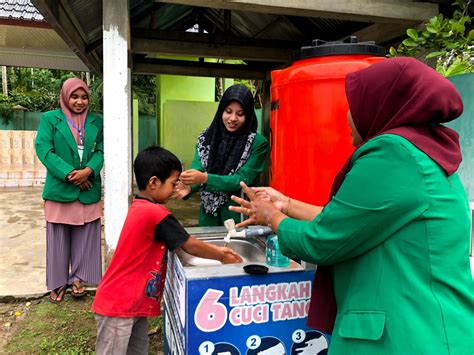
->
[95,314,148,355]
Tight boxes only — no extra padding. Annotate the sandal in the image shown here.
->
[49,285,68,304]
[71,280,86,298]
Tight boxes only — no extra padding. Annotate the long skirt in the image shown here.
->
[46,219,102,291]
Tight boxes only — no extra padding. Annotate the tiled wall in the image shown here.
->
[0,130,46,187]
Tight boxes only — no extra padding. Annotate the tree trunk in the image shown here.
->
[216,77,224,101]
[1,66,8,97]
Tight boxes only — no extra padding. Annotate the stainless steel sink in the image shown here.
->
[176,236,266,267]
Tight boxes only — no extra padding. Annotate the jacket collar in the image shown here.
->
[54,109,97,154]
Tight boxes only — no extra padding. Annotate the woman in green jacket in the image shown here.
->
[175,84,269,226]
[231,58,473,354]
[35,78,103,303]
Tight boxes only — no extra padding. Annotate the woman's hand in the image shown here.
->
[179,169,208,185]
[171,181,191,199]
[68,167,92,186]
[218,247,243,264]
[253,186,290,213]
[78,180,92,191]
[230,182,286,229]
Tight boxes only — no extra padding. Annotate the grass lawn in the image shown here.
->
[1,292,164,354]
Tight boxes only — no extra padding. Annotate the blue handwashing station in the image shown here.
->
[164,223,330,355]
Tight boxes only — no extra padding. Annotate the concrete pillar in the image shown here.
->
[103,0,132,249]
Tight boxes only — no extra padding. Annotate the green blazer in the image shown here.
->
[278,135,473,354]
[35,109,104,204]
[189,133,269,226]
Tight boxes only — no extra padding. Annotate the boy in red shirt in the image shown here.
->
[92,146,242,354]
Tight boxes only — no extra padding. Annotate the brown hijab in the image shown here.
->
[308,57,464,333]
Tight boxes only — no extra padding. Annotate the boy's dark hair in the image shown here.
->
[134,146,182,190]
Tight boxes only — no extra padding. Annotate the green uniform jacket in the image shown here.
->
[35,109,104,204]
[278,135,473,354]
[190,132,269,226]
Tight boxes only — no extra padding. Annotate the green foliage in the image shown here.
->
[0,67,157,123]
[9,87,59,112]
[0,94,13,124]
[389,0,473,76]
[0,68,88,122]
[132,75,156,116]
[234,79,263,109]
[88,78,103,114]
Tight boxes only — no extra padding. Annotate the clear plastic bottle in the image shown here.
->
[244,226,273,238]
[266,234,290,267]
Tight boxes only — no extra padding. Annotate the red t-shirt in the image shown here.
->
[92,197,189,317]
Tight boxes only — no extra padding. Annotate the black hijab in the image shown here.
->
[205,84,258,174]
[197,84,258,215]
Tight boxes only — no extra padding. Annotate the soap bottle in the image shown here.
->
[266,234,290,267]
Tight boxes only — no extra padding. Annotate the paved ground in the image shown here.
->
[0,187,46,298]
[0,187,200,299]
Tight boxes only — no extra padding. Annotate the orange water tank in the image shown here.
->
[270,37,386,205]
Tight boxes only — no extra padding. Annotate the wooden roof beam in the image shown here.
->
[348,22,414,45]
[133,58,268,79]
[132,31,295,62]
[155,0,439,24]
[132,38,291,62]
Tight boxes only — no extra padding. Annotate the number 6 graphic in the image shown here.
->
[194,289,227,332]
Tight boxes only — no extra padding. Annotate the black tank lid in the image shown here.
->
[292,36,386,62]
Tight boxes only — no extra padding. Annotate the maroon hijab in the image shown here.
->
[308,57,464,333]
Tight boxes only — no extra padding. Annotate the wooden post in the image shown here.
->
[103,0,132,250]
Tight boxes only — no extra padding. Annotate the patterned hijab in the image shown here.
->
[308,57,464,333]
[197,84,258,215]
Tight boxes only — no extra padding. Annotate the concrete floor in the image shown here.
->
[0,187,200,299]
[0,187,46,298]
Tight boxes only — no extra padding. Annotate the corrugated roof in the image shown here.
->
[0,24,88,71]
[0,0,44,22]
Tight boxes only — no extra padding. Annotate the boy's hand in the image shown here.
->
[182,236,242,264]
[218,247,243,264]
[171,181,191,199]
